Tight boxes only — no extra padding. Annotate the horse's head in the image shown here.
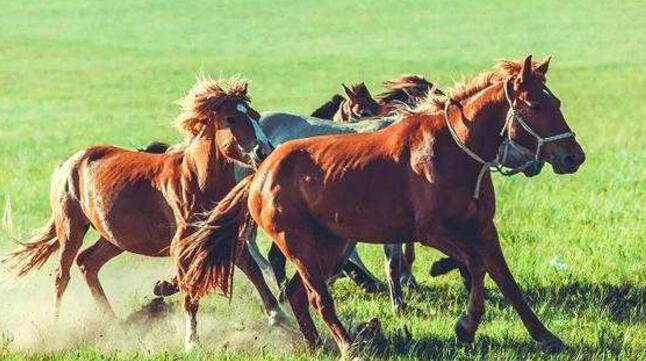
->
[502,55,585,174]
[176,76,273,169]
[342,83,381,119]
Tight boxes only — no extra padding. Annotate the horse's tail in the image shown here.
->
[1,217,59,281]
[311,94,345,119]
[172,175,255,301]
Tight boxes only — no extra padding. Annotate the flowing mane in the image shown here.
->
[174,76,250,136]
[417,59,547,112]
[377,74,442,104]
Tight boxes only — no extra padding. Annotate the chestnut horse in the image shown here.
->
[1,77,285,347]
[173,56,585,357]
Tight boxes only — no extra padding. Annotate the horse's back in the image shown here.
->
[51,145,177,254]
[251,122,415,241]
[259,111,397,145]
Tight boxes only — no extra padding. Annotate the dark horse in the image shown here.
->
[311,82,381,121]
[173,56,585,357]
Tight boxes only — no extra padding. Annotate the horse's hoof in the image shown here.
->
[360,281,385,294]
[392,300,405,315]
[400,274,419,289]
[454,313,475,344]
[153,280,179,297]
[537,334,565,353]
[184,339,200,353]
[268,308,288,327]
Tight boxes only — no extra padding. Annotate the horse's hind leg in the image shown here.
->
[76,237,123,316]
[284,273,320,348]
[268,242,288,289]
[384,244,404,314]
[234,240,286,326]
[276,228,353,355]
[52,202,89,318]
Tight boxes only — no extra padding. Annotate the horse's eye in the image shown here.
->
[528,101,540,111]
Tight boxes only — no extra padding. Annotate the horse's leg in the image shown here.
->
[182,294,199,352]
[52,202,89,318]
[268,242,288,289]
[243,222,275,280]
[284,273,320,349]
[343,246,384,293]
[454,256,485,343]
[276,228,353,355]
[383,244,404,314]
[400,243,418,288]
[481,225,563,352]
[75,237,123,317]
[430,257,472,291]
[234,240,287,326]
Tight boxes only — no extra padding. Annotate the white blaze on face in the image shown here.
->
[237,102,273,154]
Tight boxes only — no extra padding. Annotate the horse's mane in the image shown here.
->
[377,74,442,104]
[174,75,250,136]
[413,59,546,113]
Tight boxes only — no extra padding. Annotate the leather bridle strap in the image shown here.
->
[501,79,575,162]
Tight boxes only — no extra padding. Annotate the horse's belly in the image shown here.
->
[308,192,415,242]
[84,182,175,256]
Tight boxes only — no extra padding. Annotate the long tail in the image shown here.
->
[1,217,59,281]
[172,175,255,301]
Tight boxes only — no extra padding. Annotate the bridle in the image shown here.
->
[236,103,275,167]
[444,78,575,199]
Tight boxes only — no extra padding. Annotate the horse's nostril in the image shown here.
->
[563,152,584,168]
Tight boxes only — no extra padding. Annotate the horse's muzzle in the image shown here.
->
[522,160,545,177]
[249,143,273,168]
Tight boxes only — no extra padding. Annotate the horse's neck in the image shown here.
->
[182,133,232,203]
[448,83,509,162]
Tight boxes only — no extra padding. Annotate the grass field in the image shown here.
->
[1,0,645,360]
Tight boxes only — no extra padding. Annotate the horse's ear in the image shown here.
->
[535,55,552,75]
[342,84,355,99]
[520,54,533,83]
[358,82,371,97]
[240,82,248,96]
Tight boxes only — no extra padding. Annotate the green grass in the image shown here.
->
[1,0,644,360]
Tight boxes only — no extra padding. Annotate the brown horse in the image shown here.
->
[311,83,381,121]
[173,56,585,357]
[1,76,285,349]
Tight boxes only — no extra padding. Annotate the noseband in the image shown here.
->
[444,78,575,199]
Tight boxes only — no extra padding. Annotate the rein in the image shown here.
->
[443,78,575,199]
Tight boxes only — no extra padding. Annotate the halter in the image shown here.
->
[444,78,575,199]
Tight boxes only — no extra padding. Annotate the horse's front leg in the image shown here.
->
[400,243,419,288]
[480,222,564,353]
[419,224,486,344]
[183,294,200,352]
